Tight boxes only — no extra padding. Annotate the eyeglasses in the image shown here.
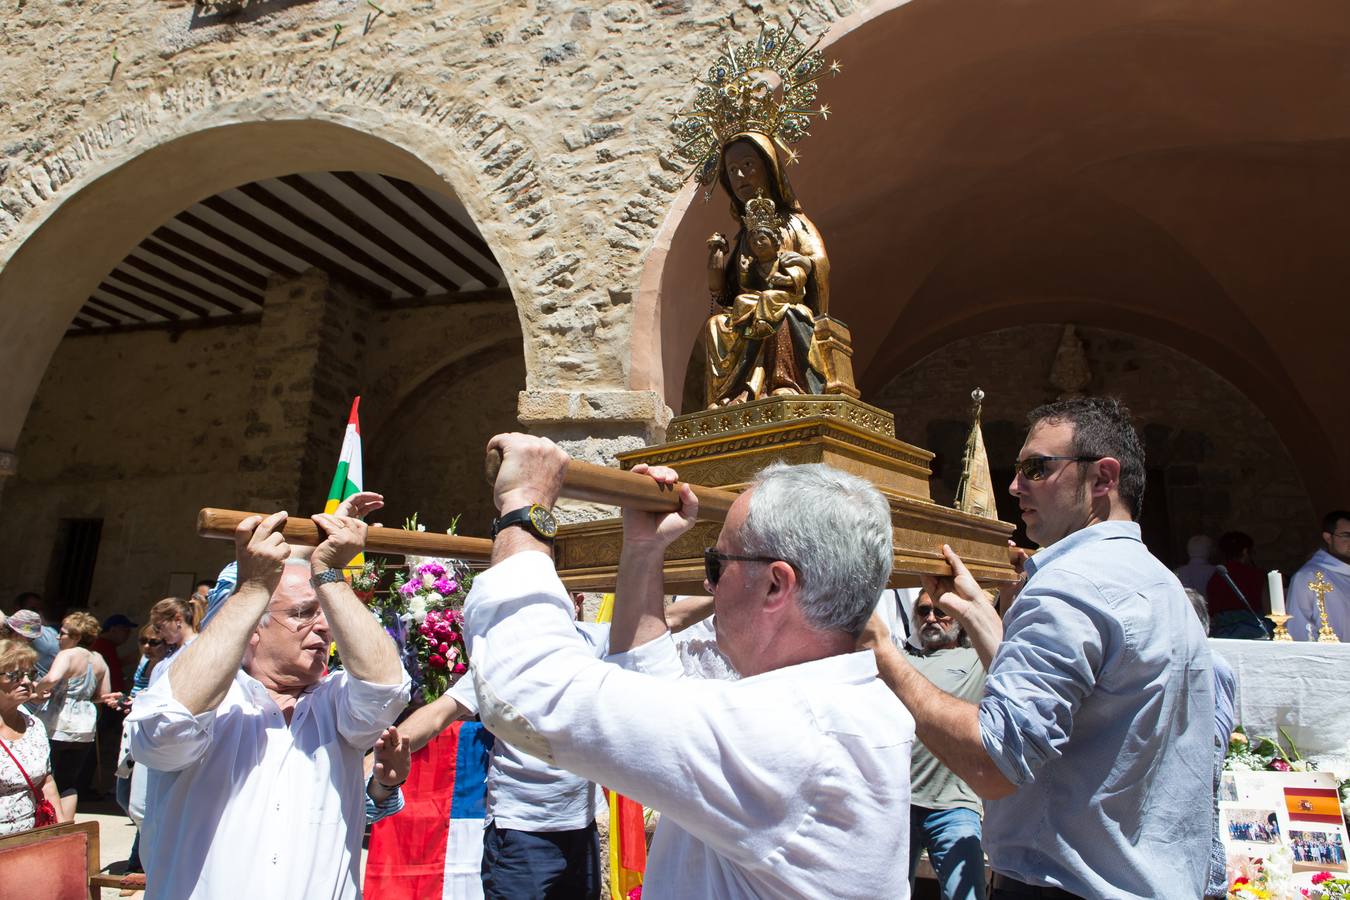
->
[703,548,789,586]
[139,638,164,647]
[914,604,951,621]
[267,602,325,633]
[1011,456,1101,482]
[1331,532,1350,539]
[0,669,37,684]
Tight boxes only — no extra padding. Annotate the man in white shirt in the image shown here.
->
[129,511,410,900]
[462,433,915,899]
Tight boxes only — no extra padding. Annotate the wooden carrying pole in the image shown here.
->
[483,451,739,521]
[196,508,496,561]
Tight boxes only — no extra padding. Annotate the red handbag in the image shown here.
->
[0,734,58,827]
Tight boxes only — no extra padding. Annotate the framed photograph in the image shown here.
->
[1222,771,1350,890]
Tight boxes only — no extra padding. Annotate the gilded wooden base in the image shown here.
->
[553,395,1017,593]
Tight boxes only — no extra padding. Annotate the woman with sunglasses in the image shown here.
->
[0,638,69,834]
[113,623,170,885]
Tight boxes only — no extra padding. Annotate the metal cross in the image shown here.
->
[1309,571,1340,642]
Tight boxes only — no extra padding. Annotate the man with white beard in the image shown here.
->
[902,591,994,900]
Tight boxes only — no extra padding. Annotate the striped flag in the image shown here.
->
[364,721,494,900]
[1284,786,1347,826]
[596,593,647,899]
[325,396,364,571]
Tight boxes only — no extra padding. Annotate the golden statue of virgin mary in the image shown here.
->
[671,18,839,407]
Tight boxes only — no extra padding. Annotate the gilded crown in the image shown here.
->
[741,195,782,233]
[670,15,840,186]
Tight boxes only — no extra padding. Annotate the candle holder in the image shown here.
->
[1267,613,1293,641]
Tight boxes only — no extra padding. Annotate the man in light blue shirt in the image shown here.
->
[871,397,1214,899]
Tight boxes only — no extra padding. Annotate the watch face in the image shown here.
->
[528,505,559,538]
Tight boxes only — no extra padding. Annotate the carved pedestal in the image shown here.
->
[553,395,1016,594]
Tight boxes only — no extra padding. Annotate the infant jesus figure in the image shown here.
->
[730,196,814,341]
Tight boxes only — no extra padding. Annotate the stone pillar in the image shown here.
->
[237,270,373,512]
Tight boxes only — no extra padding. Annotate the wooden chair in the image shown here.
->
[0,820,100,900]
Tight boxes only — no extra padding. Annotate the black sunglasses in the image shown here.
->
[914,604,951,620]
[139,638,164,647]
[1012,455,1100,482]
[703,548,785,586]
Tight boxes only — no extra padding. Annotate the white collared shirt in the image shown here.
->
[464,551,915,900]
[128,663,409,900]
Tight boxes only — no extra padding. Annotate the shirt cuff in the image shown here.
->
[607,631,684,679]
[465,549,575,634]
[978,693,1035,787]
[344,669,413,711]
[447,669,479,715]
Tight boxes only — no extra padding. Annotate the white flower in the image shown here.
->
[409,596,428,623]
[421,572,435,588]
[1291,759,1309,771]
[417,524,426,532]
[426,592,444,605]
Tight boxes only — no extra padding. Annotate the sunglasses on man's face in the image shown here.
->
[139,638,164,647]
[914,604,952,621]
[0,669,37,684]
[1011,455,1100,482]
[703,548,786,586]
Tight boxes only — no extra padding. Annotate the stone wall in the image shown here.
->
[0,271,525,619]
[0,0,868,466]
[874,324,1318,575]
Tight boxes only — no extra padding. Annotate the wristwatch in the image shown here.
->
[311,568,345,588]
[491,504,559,542]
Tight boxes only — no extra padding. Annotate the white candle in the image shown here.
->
[1268,570,1286,616]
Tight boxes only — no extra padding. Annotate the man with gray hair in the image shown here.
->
[129,511,409,899]
[462,433,915,898]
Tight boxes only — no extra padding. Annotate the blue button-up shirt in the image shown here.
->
[979,521,1214,899]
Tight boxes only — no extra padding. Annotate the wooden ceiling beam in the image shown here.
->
[78,304,123,327]
[106,271,211,318]
[342,172,502,288]
[64,312,263,339]
[176,211,300,280]
[86,296,146,323]
[386,177,497,263]
[97,284,182,321]
[280,174,461,292]
[121,255,246,315]
[236,182,420,296]
[140,236,262,303]
[200,195,391,301]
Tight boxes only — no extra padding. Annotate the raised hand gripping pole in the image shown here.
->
[483,449,738,522]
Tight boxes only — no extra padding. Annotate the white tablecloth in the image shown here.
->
[1211,638,1350,756]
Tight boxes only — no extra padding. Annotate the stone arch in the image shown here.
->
[632,0,1350,505]
[0,64,557,452]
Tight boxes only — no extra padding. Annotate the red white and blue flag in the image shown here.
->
[364,721,493,899]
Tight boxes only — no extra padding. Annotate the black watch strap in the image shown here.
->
[491,505,557,542]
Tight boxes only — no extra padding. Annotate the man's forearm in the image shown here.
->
[667,595,715,633]
[400,693,470,752]
[316,580,402,685]
[874,642,1016,800]
[171,584,271,714]
[609,543,670,654]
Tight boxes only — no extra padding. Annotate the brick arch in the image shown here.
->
[0,65,555,451]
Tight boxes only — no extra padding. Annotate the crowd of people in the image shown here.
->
[0,394,1345,899]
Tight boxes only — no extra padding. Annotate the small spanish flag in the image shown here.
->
[1284,786,1346,826]
[324,396,364,572]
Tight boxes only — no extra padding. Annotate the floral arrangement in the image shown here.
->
[1309,872,1350,899]
[1228,845,1295,898]
[1227,726,1315,773]
[368,514,474,703]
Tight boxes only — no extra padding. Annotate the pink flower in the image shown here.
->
[428,653,446,669]
[418,562,446,578]
[400,580,418,596]
[445,580,458,594]
[434,577,455,594]
[447,631,460,642]
[439,642,449,653]
[453,662,467,674]
[1312,872,1334,885]
[1269,758,1292,772]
